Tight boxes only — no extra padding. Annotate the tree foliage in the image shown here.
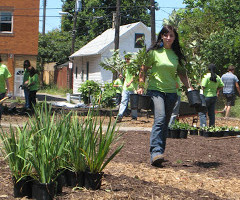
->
[38,30,72,65]
[38,0,151,67]
[61,0,151,50]
[178,0,240,79]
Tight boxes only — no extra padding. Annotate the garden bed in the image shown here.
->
[0,113,240,199]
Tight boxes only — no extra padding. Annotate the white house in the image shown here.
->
[69,21,152,94]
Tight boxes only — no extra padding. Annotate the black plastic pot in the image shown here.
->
[84,171,104,190]
[167,128,171,138]
[189,129,198,135]
[32,181,55,200]
[138,95,152,110]
[55,173,66,194]
[130,94,139,110]
[202,131,211,137]
[179,129,188,139]
[65,170,84,187]
[212,131,223,137]
[169,129,180,139]
[222,131,231,137]
[186,90,201,107]
[13,176,33,198]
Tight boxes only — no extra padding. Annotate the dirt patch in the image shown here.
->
[0,110,240,199]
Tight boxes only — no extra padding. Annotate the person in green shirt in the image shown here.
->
[26,66,39,110]
[199,63,224,127]
[0,55,12,120]
[22,60,30,108]
[116,56,138,122]
[138,25,193,167]
[113,73,123,106]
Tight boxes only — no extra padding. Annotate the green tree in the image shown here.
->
[61,0,151,49]
[177,0,240,78]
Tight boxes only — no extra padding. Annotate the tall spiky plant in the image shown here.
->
[0,124,33,181]
[27,101,68,183]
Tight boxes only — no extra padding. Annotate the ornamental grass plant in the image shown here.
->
[83,110,124,173]
[27,102,68,184]
[0,124,33,181]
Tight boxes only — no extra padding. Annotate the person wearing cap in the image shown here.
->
[221,65,240,117]
[113,73,123,107]
[0,55,12,119]
[116,55,138,122]
[198,64,224,127]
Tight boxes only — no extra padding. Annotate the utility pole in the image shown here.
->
[114,0,120,50]
[150,0,156,45]
[69,0,81,89]
[113,0,120,80]
[42,0,47,35]
[71,10,77,54]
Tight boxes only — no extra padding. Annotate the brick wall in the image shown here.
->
[0,0,40,94]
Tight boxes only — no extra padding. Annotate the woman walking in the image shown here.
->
[199,64,224,127]
[138,25,192,167]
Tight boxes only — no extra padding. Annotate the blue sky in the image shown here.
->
[39,0,186,34]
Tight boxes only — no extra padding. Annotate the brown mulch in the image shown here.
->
[0,111,240,199]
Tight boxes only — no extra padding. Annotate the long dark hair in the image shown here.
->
[23,60,30,69]
[29,67,38,77]
[208,63,217,82]
[147,25,186,66]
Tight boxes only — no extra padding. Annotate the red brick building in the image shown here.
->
[0,0,40,96]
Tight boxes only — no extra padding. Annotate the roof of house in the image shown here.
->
[70,21,149,58]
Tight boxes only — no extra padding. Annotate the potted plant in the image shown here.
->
[82,110,124,190]
[130,39,153,110]
[169,120,180,139]
[100,82,116,108]
[28,102,68,200]
[78,80,101,105]
[63,112,87,187]
[178,122,190,139]
[189,126,198,135]
[0,124,33,198]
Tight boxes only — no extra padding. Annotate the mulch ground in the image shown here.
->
[0,108,240,199]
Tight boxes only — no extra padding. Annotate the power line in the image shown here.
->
[12,6,185,10]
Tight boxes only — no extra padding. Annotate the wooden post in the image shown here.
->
[150,0,156,45]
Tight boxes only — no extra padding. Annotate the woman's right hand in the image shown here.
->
[137,88,144,95]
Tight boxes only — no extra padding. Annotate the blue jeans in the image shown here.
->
[147,90,177,162]
[118,90,137,119]
[168,95,181,127]
[24,89,30,108]
[199,96,217,127]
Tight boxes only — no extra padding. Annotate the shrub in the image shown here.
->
[101,82,116,108]
[78,80,101,104]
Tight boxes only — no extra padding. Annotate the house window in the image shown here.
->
[0,12,13,33]
[81,70,84,81]
[135,33,144,48]
[75,66,78,79]
[86,62,89,80]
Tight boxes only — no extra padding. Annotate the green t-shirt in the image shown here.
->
[0,64,11,93]
[146,48,183,93]
[176,76,182,96]
[201,73,224,97]
[114,78,123,94]
[123,67,138,91]
[29,74,39,91]
[23,69,30,84]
